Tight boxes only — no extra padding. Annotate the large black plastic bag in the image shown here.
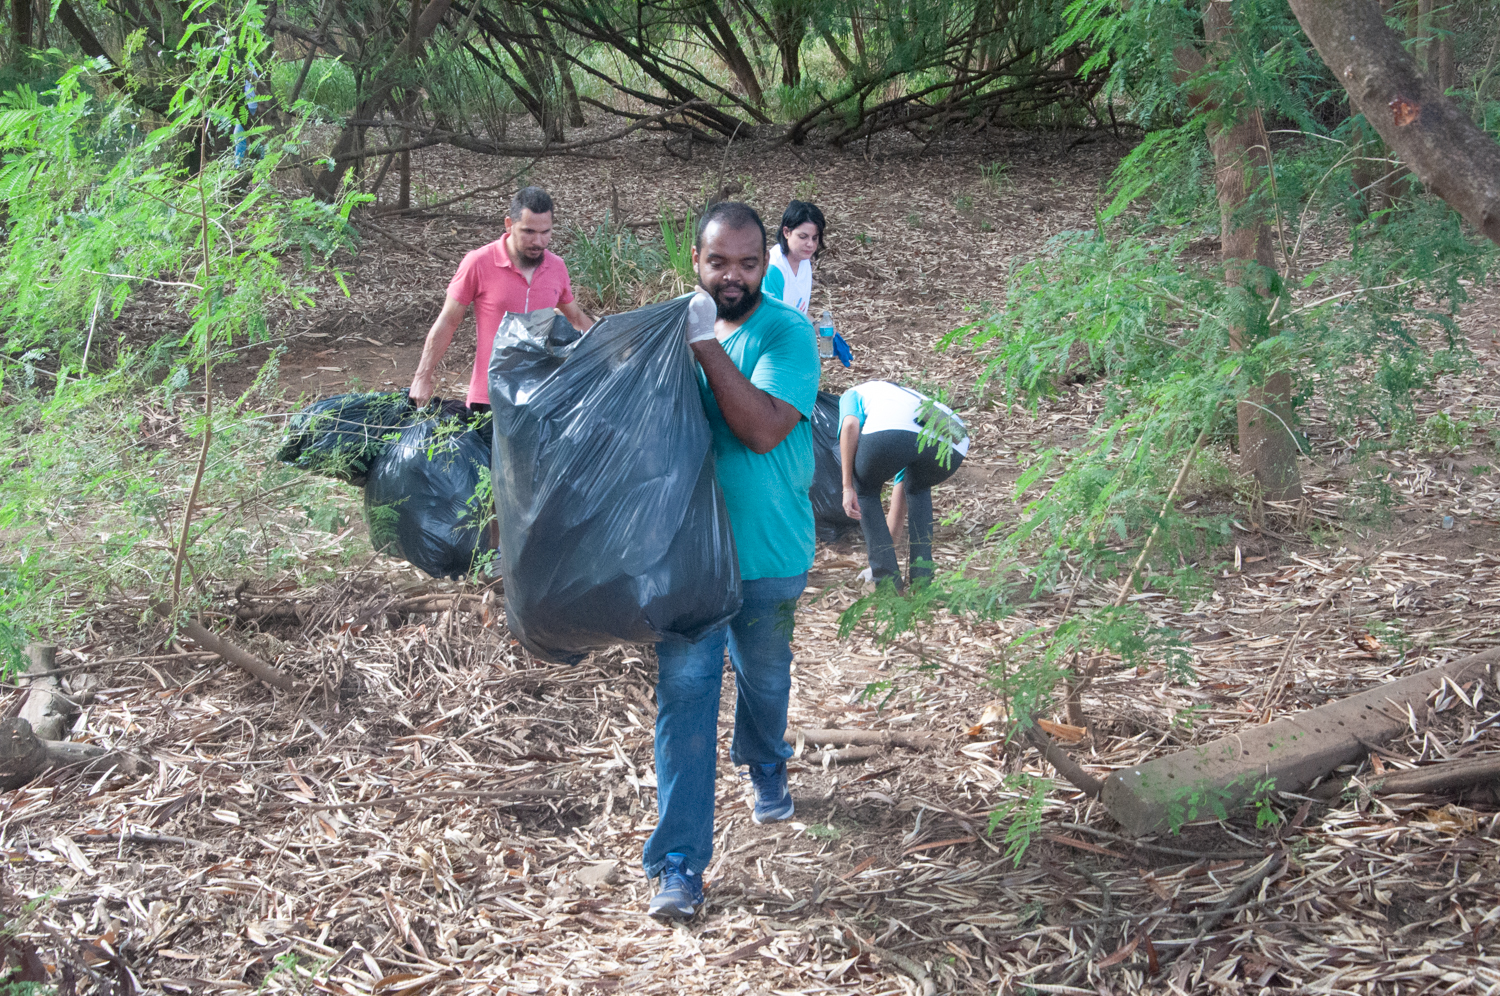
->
[488,297,741,664]
[363,400,494,580]
[810,391,860,541]
[277,391,414,485]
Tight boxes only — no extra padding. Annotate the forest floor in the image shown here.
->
[9,126,1500,995]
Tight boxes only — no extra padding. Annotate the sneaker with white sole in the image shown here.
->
[747,761,795,824]
[647,853,704,919]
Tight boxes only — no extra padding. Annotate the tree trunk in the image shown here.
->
[1435,3,1455,93]
[307,0,454,201]
[1202,2,1301,502]
[532,12,585,127]
[696,0,766,107]
[770,0,805,87]
[11,0,34,60]
[1289,0,1500,247]
[0,717,115,791]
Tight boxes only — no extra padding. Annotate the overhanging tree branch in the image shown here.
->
[1288,0,1500,246]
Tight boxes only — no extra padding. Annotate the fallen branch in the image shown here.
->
[783,728,938,749]
[1025,724,1103,797]
[842,926,936,996]
[1370,754,1500,795]
[805,745,882,766]
[152,603,299,691]
[0,718,146,791]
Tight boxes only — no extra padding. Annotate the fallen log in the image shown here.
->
[0,717,146,791]
[783,728,938,750]
[804,745,882,766]
[152,603,298,691]
[1100,649,1499,835]
[20,644,79,741]
[1370,754,1500,795]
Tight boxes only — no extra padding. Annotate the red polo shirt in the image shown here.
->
[447,239,575,404]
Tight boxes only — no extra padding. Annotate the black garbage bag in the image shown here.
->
[363,399,495,580]
[811,390,860,541]
[277,391,415,485]
[488,297,740,664]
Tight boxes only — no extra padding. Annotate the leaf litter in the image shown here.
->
[9,130,1500,994]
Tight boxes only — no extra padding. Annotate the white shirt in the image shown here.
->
[839,381,971,457]
[763,244,813,316]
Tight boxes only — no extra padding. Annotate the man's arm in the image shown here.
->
[409,295,467,405]
[691,339,801,455]
[839,415,863,520]
[557,298,594,331]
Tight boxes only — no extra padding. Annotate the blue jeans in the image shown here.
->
[644,573,806,877]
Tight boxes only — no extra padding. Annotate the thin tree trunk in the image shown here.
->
[307,0,454,200]
[1416,0,1433,72]
[697,0,766,107]
[532,12,585,127]
[1202,1,1301,502]
[1436,4,1455,92]
[817,23,855,74]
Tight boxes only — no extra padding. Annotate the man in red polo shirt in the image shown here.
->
[409,186,593,413]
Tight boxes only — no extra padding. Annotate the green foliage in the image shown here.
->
[566,220,666,310]
[979,161,1011,194]
[269,57,357,117]
[0,557,38,680]
[659,208,697,293]
[837,0,1497,848]
[986,774,1051,866]
[0,2,366,641]
[422,45,524,146]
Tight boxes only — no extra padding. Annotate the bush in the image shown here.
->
[565,222,666,311]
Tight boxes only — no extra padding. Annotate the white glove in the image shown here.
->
[685,290,717,345]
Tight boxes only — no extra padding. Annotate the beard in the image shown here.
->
[706,279,760,321]
[515,245,545,265]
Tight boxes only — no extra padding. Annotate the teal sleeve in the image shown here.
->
[751,310,819,417]
[837,387,866,429]
[761,266,786,302]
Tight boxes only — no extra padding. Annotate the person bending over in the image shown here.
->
[839,381,969,590]
[408,186,594,425]
[760,200,824,317]
[646,202,819,920]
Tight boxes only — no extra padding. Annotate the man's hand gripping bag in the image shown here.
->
[488,299,741,663]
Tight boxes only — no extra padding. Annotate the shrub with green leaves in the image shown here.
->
[0,1,366,641]
[566,221,666,310]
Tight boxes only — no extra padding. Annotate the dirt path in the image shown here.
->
[12,132,1500,994]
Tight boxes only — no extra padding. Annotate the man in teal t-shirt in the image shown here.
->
[643,203,819,920]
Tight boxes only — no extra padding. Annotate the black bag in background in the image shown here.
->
[276,390,414,485]
[810,390,860,541]
[488,297,741,664]
[363,399,494,580]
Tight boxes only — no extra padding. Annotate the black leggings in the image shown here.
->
[854,429,963,586]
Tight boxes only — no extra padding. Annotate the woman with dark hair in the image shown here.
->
[762,200,825,316]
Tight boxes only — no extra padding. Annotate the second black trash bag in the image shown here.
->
[488,297,741,664]
[810,390,860,541]
[364,400,494,580]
